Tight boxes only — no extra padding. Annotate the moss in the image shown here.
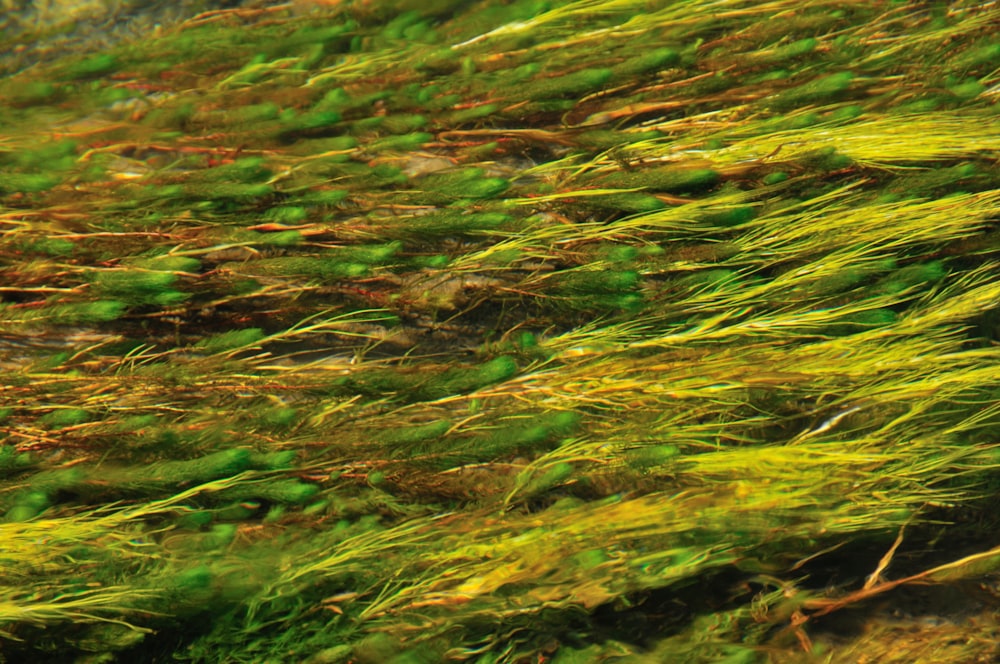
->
[435,355,518,395]
[92,269,187,307]
[299,189,350,206]
[4,80,61,106]
[676,269,739,291]
[798,147,852,171]
[64,53,119,79]
[581,292,644,311]
[829,104,863,122]
[195,328,266,354]
[828,308,899,335]
[128,449,253,486]
[586,193,666,212]
[381,114,428,133]
[264,206,309,224]
[459,411,580,461]
[200,157,272,183]
[0,445,34,476]
[519,461,574,497]
[592,166,720,194]
[278,110,344,139]
[36,300,128,324]
[597,244,639,263]
[4,490,51,522]
[554,270,639,294]
[453,176,510,199]
[267,21,356,57]
[628,444,681,469]
[257,230,304,246]
[897,97,944,114]
[112,414,160,433]
[352,633,402,664]
[873,260,946,295]
[612,48,680,77]
[218,480,320,504]
[258,407,300,430]
[315,89,391,115]
[13,236,76,256]
[224,102,281,125]
[954,43,1000,70]
[886,163,983,198]
[444,103,498,123]
[184,182,274,202]
[698,205,756,227]
[129,255,201,272]
[38,408,92,429]
[769,71,854,109]
[766,37,819,62]
[0,173,60,194]
[574,129,662,150]
[948,79,986,101]
[248,451,297,471]
[334,356,517,401]
[379,420,452,446]
[781,112,820,130]
[325,241,402,264]
[386,210,513,236]
[368,132,434,152]
[519,67,614,100]
[231,256,369,280]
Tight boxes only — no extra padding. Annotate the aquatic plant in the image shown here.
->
[2,0,1000,662]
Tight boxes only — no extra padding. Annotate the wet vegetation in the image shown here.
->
[2,1,1000,661]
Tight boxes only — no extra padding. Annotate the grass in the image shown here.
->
[2,0,1000,661]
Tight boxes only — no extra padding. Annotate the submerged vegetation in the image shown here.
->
[2,0,1000,661]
